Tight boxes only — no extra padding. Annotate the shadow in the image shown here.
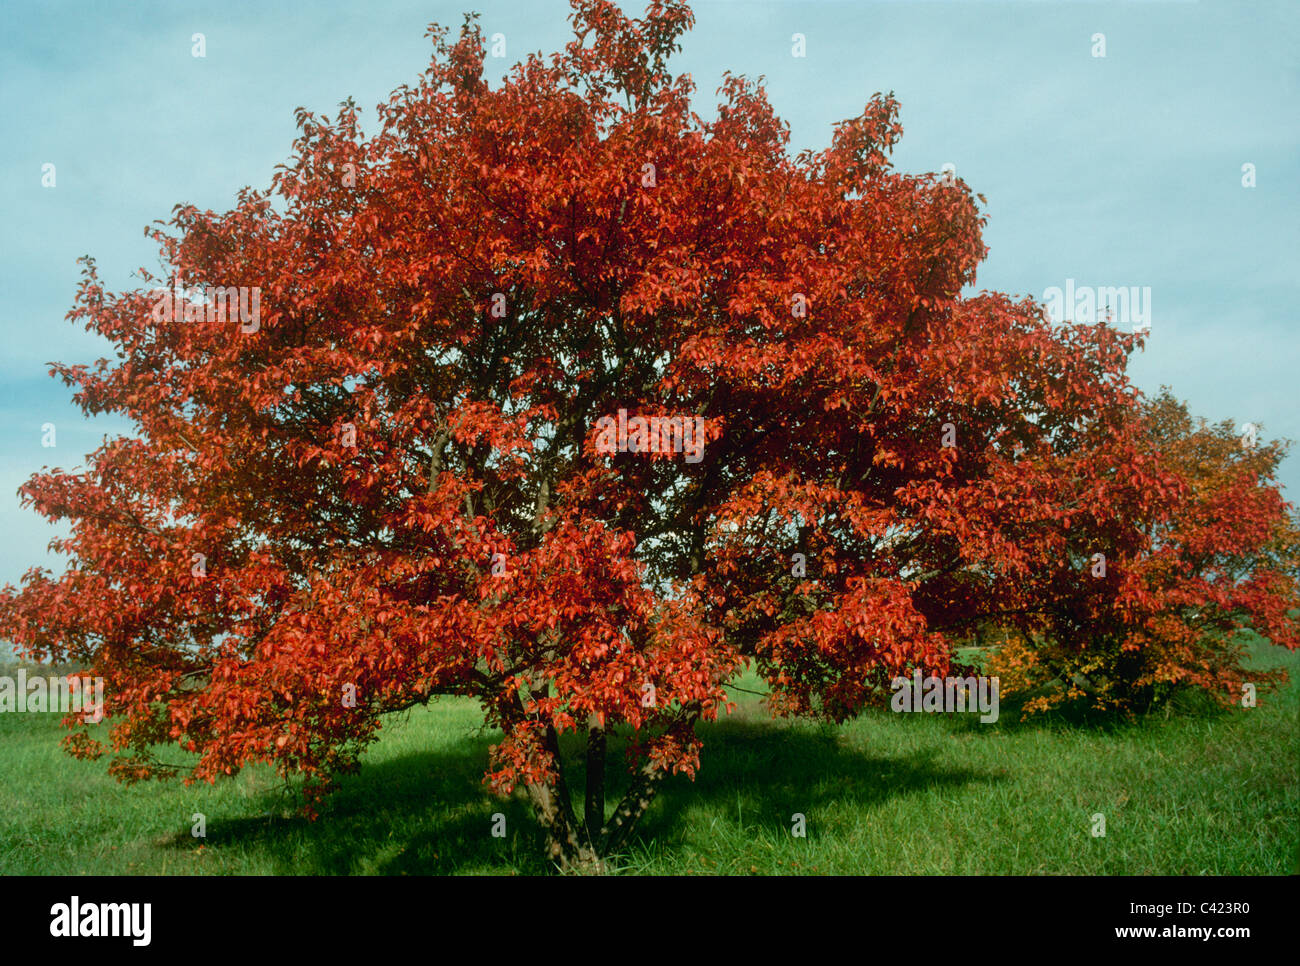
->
[629,717,994,851]
[179,714,996,875]
[930,688,1150,736]
[190,732,552,876]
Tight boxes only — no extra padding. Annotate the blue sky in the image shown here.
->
[2,0,1297,587]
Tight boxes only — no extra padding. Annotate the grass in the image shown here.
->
[1,635,1296,875]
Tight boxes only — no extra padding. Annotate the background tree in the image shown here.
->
[987,389,1300,714]
[2,0,1295,870]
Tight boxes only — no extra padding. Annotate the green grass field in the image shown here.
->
[2,636,1297,875]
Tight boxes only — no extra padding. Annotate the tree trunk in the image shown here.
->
[519,713,699,873]
[599,752,669,858]
[524,724,604,873]
[584,723,606,843]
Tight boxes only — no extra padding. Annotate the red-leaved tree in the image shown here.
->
[988,389,1300,714]
[3,0,1295,870]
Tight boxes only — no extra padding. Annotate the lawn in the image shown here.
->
[2,636,1296,875]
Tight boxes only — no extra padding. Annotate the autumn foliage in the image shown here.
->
[2,0,1296,869]
[986,389,1300,714]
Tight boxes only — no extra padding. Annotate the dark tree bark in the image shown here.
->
[598,754,669,858]
[522,724,602,872]
[584,722,606,844]
[518,707,702,873]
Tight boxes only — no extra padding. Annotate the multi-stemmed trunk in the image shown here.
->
[519,720,675,874]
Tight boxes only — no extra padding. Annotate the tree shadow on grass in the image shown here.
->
[191,731,551,876]
[625,718,994,854]
[183,715,995,875]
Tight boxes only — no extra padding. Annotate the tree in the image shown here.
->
[2,0,1295,870]
[988,389,1300,714]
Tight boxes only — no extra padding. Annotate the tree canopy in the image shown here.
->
[3,0,1295,870]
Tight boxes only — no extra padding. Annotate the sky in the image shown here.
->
[1,0,1297,589]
